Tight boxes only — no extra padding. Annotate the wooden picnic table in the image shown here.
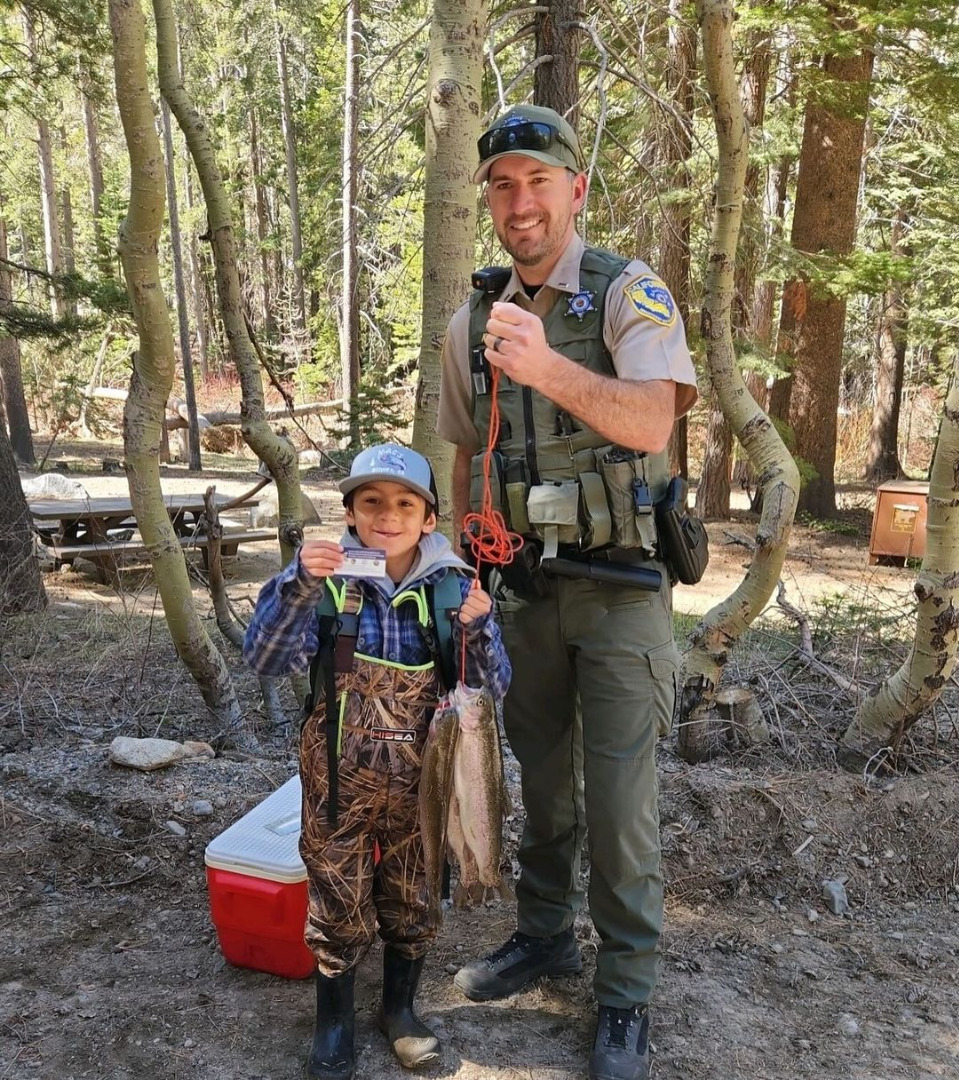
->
[28,492,274,581]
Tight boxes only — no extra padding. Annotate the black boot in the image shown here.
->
[453,929,581,1002]
[307,969,356,1080]
[377,946,440,1070]
[587,1003,650,1080]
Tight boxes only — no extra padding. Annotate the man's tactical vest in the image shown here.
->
[468,246,670,560]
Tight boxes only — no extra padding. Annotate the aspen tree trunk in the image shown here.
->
[0,419,45,615]
[37,127,63,320]
[0,215,36,465]
[274,5,307,350]
[161,100,201,470]
[842,354,959,760]
[411,0,486,517]
[680,0,800,764]
[153,0,302,565]
[698,18,770,516]
[340,0,361,446]
[178,46,209,380]
[534,0,580,124]
[659,0,696,481]
[183,162,210,380]
[865,206,908,483]
[249,107,277,339]
[109,0,255,748]
[734,141,791,502]
[23,8,65,321]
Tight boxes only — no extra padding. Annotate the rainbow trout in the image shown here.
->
[419,682,509,915]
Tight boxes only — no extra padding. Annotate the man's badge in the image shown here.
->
[565,290,596,321]
[624,275,676,327]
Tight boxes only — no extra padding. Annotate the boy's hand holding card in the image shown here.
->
[300,540,345,580]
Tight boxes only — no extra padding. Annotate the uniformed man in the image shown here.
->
[436,104,698,1080]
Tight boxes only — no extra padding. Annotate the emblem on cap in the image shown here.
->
[624,275,676,327]
[371,446,407,475]
[565,290,596,322]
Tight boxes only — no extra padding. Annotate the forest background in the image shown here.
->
[2,0,953,503]
[1,2,958,1078]
[3,0,959,749]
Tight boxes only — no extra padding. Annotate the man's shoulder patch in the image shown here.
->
[623,275,677,327]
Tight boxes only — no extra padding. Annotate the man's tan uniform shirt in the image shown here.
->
[437,233,699,452]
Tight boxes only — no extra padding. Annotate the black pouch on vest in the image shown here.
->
[655,477,709,585]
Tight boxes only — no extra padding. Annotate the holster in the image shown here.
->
[655,477,709,585]
[498,539,550,599]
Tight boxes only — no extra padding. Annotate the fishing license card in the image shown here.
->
[339,546,387,579]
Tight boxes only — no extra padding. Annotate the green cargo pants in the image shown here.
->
[496,568,679,1008]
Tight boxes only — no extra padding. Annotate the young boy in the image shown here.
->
[243,443,510,1080]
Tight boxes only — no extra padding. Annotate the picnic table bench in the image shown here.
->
[29,493,275,582]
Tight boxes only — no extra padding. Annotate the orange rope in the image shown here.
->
[459,367,523,682]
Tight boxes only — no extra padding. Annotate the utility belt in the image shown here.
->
[469,444,664,560]
[482,539,664,600]
[465,451,708,598]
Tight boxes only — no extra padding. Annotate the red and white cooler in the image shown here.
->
[204,775,315,980]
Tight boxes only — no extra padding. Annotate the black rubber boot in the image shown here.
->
[377,946,440,1070]
[587,1004,650,1080]
[453,928,582,1002]
[307,969,356,1080]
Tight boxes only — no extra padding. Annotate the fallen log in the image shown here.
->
[83,386,371,428]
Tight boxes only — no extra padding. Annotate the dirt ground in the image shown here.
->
[2,442,957,1080]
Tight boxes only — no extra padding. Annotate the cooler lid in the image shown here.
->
[204,774,307,883]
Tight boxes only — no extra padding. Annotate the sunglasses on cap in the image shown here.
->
[477,121,579,165]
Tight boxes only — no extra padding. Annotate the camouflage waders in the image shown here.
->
[299,584,442,977]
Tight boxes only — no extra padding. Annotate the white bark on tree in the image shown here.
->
[153,0,303,567]
[23,12,64,320]
[680,0,800,763]
[109,0,255,749]
[249,106,277,340]
[411,0,486,521]
[161,98,201,470]
[273,5,307,349]
[842,356,959,763]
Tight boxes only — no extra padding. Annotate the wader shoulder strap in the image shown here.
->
[309,578,362,826]
[422,571,464,693]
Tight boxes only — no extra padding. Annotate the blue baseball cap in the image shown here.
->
[339,443,437,505]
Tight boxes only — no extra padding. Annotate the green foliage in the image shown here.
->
[792,455,820,489]
[36,370,93,467]
[809,587,916,653]
[0,263,130,339]
[3,0,959,469]
[796,511,861,537]
[328,380,410,450]
[735,343,784,383]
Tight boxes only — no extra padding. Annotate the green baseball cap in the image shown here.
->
[473,104,585,183]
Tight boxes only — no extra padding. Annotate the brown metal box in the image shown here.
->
[868,480,928,564]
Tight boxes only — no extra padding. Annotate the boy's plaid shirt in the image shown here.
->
[243,555,511,701]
